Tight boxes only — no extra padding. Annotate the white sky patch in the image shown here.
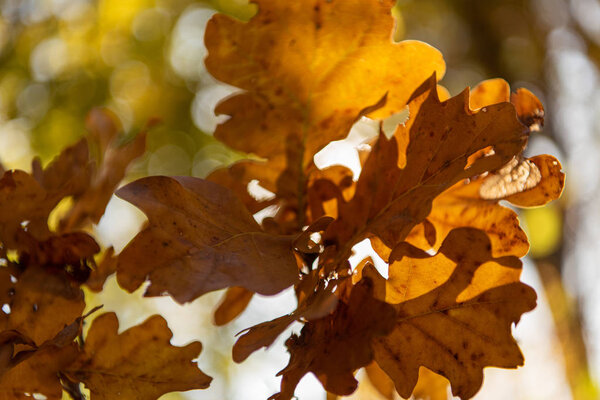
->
[94,195,146,254]
[349,238,388,279]
[248,179,276,202]
[253,204,279,224]
[314,117,379,179]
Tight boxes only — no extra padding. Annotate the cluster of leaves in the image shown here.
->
[0,0,565,399]
[0,110,211,399]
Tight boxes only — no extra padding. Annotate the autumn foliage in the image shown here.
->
[0,0,564,399]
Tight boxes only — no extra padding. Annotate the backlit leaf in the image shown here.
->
[368,228,536,399]
[270,279,395,400]
[325,75,526,254]
[205,0,445,220]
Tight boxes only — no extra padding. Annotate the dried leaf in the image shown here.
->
[60,114,146,231]
[21,232,99,277]
[325,74,526,254]
[0,266,85,346]
[65,312,211,399]
[469,78,509,110]
[0,305,101,398]
[0,145,101,273]
[293,216,334,254]
[511,88,544,132]
[0,342,78,399]
[85,107,121,155]
[368,228,536,399]
[0,330,36,377]
[0,170,59,247]
[269,279,395,400]
[31,138,93,200]
[116,176,300,303]
[232,283,338,363]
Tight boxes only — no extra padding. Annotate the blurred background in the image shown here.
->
[0,0,598,399]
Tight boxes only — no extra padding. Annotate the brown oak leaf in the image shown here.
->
[85,247,118,292]
[0,266,84,346]
[0,305,100,399]
[399,180,530,258]
[269,278,395,400]
[400,79,562,256]
[0,170,61,248]
[503,154,565,207]
[232,281,338,363]
[116,176,300,303]
[64,312,211,399]
[0,342,78,399]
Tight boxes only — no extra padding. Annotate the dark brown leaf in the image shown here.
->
[269,279,395,400]
[117,176,300,303]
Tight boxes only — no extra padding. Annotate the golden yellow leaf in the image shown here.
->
[367,228,536,399]
[205,0,445,216]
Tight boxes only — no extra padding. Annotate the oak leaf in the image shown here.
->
[0,305,99,399]
[398,80,562,256]
[31,138,93,203]
[502,154,565,207]
[412,154,563,259]
[0,266,84,346]
[401,180,530,258]
[0,170,61,249]
[0,342,78,399]
[205,0,445,219]
[116,176,300,303]
[232,280,338,363]
[64,312,211,400]
[0,330,36,378]
[367,228,536,399]
[270,279,395,400]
